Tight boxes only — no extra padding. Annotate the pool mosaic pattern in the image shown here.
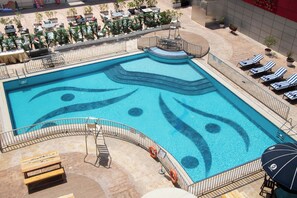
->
[5,54,280,182]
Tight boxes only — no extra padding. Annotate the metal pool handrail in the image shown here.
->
[207,52,290,120]
[0,117,191,189]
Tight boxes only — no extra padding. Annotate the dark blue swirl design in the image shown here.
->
[159,95,211,176]
[30,89,138,127]
[30,87,121,101]
[175,98,250,151]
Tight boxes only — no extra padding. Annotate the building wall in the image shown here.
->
[243,0,297,23]
[192,0,297,59]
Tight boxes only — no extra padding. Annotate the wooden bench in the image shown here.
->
[24,168,66,193]
[21,151,66,193]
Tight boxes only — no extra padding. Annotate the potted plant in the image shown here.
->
[264,36,277,56]
[13,12,23,30]
[171,10,183,27]
[286,52,295,67]
[84,5,93,18]
[127,2,136,15]
[99,3,109,15]
[146,0,158,8]
[67,8,78,22]
[114,0,126,12]
[172,0,181,9]
[229,24,237,33]
[0,17,12,26]
[134,0,145,10]
[35,12,43,25]
[159,10,173,26]
[45,11,58,23]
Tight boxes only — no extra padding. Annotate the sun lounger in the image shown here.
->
[250,60,275,75]
[270,73,297,90]
[238,54,264,67]
[260,67,287,82]
[283,90,297,101]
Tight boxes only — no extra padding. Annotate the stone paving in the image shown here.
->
[0,0,297,197]
[0,137,173,198]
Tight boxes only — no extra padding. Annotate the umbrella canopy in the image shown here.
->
[261,142,297,191]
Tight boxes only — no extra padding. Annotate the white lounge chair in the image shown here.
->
[250,61,275,75]
[260,67,287,82]
[238,54,264,67]
[283,90,297,101]
[270,73,297,90]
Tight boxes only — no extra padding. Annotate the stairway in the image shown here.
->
[105,65,216,95]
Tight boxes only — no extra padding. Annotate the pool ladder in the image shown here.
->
[15,68,27,85]
[84,118,112,168]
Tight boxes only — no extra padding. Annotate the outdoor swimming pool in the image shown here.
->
[3,52,293,182]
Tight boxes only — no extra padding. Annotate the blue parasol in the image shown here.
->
[261,142,297,192]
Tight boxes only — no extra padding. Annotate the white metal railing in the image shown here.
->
[208,52,290,120]
[187,158,262,196]
[0,117,265,196]
[24,42,128,74]
[0,117,190,189]
[137,36,207,58]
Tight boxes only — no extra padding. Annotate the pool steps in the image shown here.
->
[105,65,216,95]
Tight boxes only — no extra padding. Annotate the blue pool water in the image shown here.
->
[4,52,293,182]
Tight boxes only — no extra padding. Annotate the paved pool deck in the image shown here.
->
[0,0,297,197]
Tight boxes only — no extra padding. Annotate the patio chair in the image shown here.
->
[270,73,297,90]
[249,60,275,75]
[283,90,297,101]
[238,54,264,67]
[260,67,287,83]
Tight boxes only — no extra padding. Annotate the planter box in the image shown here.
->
[172,2,181,9]
[128,8,135,15]
[49,18,58,24]
[84,13,93,18]
[67,16,76,23]
[100,11,109,15]
[29,48,49,58]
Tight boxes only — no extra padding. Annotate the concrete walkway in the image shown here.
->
[0,137,173,198]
